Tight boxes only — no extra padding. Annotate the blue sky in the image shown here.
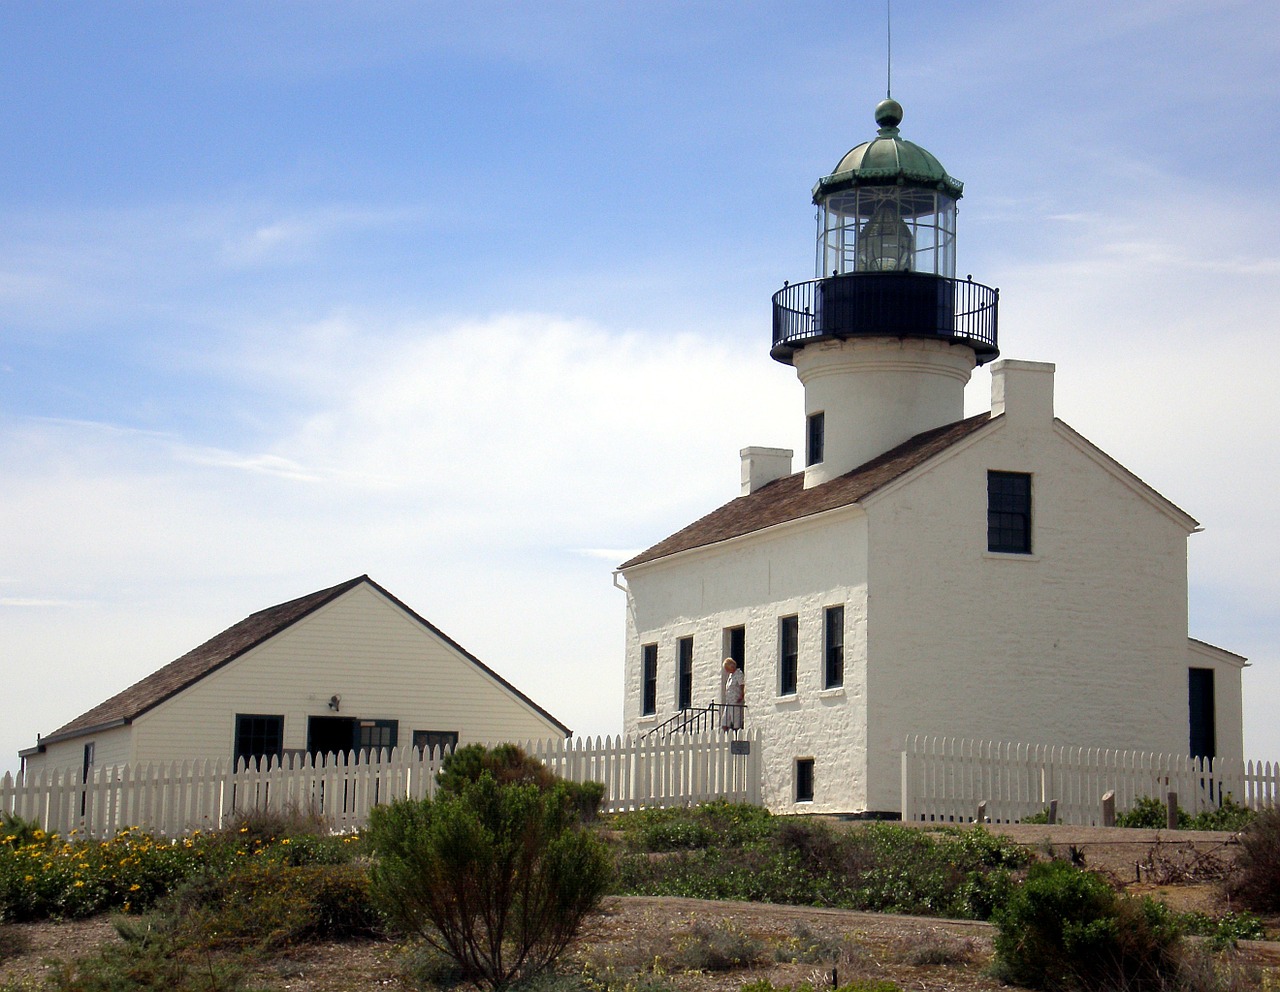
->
[3,1,1278,775]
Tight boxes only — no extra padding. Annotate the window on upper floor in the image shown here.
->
[824,605,845,688]
[641,643,658,716]
[677,636,694,711]
[235,713,284,770]
[779,615,799,696]
[988,470,1032,554]
[807,412,825,466]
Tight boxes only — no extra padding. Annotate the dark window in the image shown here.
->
[779,615,799,696]
[824,605,844,688]
[358,720,398,755]
[807,411,825,466]
[677,636,694,710]
[796,758,815,802]
[80,742,95,816]
[988,471,1032,554]
[641,643,658,715]
[723,626,745,672]
[235,714,284,769]
[1189,668,1216,759]
[413,730,458,758]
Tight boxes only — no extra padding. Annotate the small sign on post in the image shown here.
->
[730,740,751,756]
[1166,791,1179,830]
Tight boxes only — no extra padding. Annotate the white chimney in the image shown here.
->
[740,447,794,495]
[990,359,1055,422]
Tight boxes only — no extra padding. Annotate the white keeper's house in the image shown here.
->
[20,575,569,778]
[615,99,1247,816]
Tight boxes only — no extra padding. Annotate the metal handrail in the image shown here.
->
[641,702,747,739]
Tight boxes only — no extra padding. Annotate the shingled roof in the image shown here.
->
[36,575,570,748]
[620,413,993,569]
[37,576,369,746]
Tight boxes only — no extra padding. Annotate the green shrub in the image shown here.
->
[1224,805,1280,913]
[899,934,973,966]
[668,920,768,971]
[0,826,202,922]
[199,809,363,869]
[616,801,774,852]
[369,773,612,991]
[1176,910,1266,949]
[38,916,258,992]
[1187,795,1255,832]
[616,817,1029,921]
[1117,795,1188,829]
[992,859,1182,991]
[437,743,605,821]
[162,861,378,952]
[0,814,43,850]
[1114,794,1254,832]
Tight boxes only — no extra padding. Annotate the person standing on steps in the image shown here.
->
[721,657,744,730]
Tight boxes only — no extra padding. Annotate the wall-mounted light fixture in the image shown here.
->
[328,694,341,712]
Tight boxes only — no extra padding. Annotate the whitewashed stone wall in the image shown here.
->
[622,359,1233,815]
[623,510,871,812]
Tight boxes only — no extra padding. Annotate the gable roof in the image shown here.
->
[34,575,569,749]
[621,413,993,569]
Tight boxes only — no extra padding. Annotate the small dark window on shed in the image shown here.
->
[358,719,398,755]
[413,730,458,758]
[235,714,284,769]
[988,471,1032,554]
[796,758,815,802]
[807,412,825,466]
[641,643,658,716]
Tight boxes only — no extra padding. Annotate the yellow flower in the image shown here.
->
[129,883,141,892]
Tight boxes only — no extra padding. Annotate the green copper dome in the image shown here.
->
[812,100,963,203]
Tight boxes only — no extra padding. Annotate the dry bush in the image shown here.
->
[898,933,975,966]
[1223,806,1280,913]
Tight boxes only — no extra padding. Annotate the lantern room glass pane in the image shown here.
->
[816,188,956,279]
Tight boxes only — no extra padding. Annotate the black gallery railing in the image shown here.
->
[771,272,999,364]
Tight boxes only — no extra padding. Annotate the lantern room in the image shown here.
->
[771,99,998,367]
[814,99,959,279]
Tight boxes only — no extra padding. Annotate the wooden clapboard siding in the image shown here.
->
[131,582,564,762]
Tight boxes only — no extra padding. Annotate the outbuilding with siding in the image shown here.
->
[20,575,568,777]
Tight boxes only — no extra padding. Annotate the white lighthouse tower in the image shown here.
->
[771,99,999,488]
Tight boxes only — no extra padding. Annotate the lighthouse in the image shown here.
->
[771,99,999,488]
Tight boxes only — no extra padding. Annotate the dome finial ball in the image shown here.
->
[874,98,903,129]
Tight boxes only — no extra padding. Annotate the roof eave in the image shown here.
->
[36,717,131,749]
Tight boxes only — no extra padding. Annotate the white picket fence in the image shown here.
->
[901,735,1280,825]
[1,731,761,839]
